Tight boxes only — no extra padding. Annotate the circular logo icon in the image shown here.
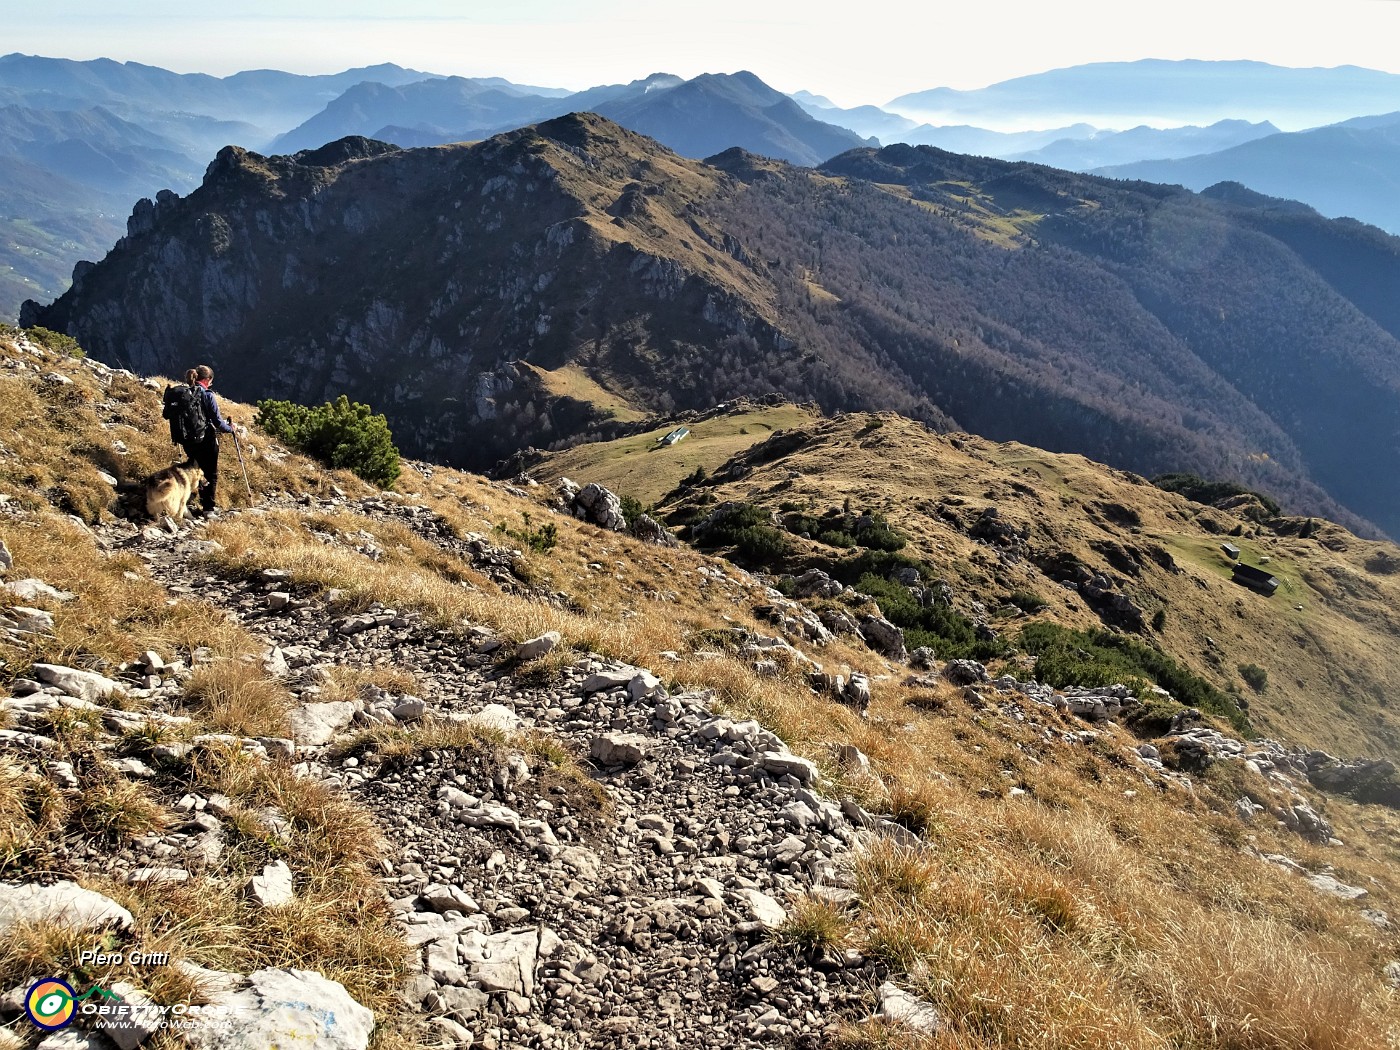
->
[26,978,76,1030]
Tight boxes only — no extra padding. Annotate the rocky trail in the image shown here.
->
[1,491,927,1050]
[4,484,1391,1048]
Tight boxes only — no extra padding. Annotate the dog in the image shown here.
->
[144,461,204,523]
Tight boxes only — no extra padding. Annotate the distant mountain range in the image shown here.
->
[26,116,1400,539]
[275,70,868,168]
[886,59,1400,130]
[0,57,872,316]
[1097,114,1400,232]
[1009,120,1278,170]
[0,53,438,132]
[9,51,1400,323]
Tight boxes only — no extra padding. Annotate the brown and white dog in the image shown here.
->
[144,461,203,522]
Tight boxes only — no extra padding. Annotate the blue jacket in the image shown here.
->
[199,385,234,434]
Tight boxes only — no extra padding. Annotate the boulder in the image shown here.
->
[463,703,521,733]
[582,666,638,692]
[0,538,11,575]
[32,663,124,703]
[572,483,626,531]
[4,606,54,635]
[515,631,561,660]
[183,968,372,1049]
[0,881,133,934]
[859,615,907,660]
[793,568,843,599]
[908,646,937,670]
[95,981,165,1050]
[5,578,75,602]
[628,671,665,702]
[878,982,944,1034]
[464,929,542,997]
[841,674,872,715]
[733,888,787,928]
[757,751,818,784]
[390,697,427,722]
[1307,872,1367,900]
[246,861,294,908]
[591,733,647,766]
[285,701,357,747]
[836,744,872,774]
[942,660,989,686]
[630,513,678,546]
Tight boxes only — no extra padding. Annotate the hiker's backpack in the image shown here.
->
[162,384,208,446]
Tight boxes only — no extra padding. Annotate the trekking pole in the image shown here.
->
[231,428,254,502]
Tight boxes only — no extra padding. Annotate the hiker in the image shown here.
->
[161,364,242,516]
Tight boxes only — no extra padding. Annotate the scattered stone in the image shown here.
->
[733,889,787,928]
[286,701,358,747]
[1307,872,1368,900]
[515,631,561,660]
[591,733,647,766]
[246,861,295,908]
[96,981,165,1050]
[4,579,75,604]
[878,981,945,1034]
[464,703,520,733]
[32,663,125,703]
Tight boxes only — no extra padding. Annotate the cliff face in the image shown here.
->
[28,117,800,467]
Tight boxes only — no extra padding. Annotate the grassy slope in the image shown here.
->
[528,402,815,506]
[2,332,1398,1050]
[540,410,1400,761]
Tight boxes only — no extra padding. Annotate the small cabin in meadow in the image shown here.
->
[659,427,689,446]
[1232,562,1279,596]
[1220,543,1241,560]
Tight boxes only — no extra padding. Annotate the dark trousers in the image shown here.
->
[182,434,221,511]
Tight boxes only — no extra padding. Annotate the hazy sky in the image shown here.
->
[5,0,1400,106]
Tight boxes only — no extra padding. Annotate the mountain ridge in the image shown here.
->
[23,117,1400,537]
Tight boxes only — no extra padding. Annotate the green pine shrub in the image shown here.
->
[256,395,401,487]
[1238,663,1268,692]
[1019,622,1250,734]
[25,326,85,358]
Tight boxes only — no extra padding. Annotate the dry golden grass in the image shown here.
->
[5,333,1398,1049]
[330,718,503,763]
[315,665,422,705]
[181,659,292,738]
[779,894,856,953]
[71,776,169,840]
[838,758,1399,1050]
[0,512,263,681]
[0,330,374,521]
[0,755,70,867]
[539,408,1400,760]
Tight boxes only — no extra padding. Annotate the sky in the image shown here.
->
[5,0,1400,107]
